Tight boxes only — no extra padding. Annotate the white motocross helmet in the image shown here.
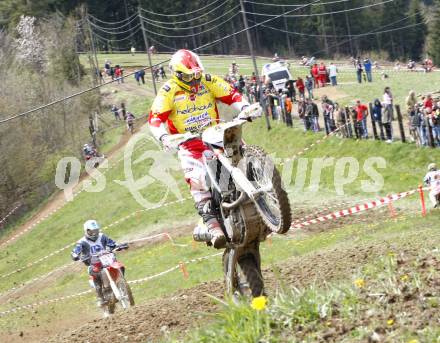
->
[84,220,101,241]
[428,163,437,172]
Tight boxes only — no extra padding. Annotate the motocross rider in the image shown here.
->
[71,220,117,306]
[424,163,440,208]
[148,49,259,249]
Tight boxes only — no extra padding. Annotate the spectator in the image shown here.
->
[134,70,140,85]
[334,103,348,137]
[110,66,115,80]
[424,94,434,112]
[130,46,136,56]
[431,106,440,147]
[418,104,428,146]
[311,63,319,88]
[159,65,167,79]
[238,75,246,94]
[114,65,123,84]
[305,76,314,100]
[318,62,327,87]
[138,69,145,84]
[104,60,111,76]
[372,99,385,140]
[306,98,320,132]
[355,58,363,83]
[394,61,401,71]
[409,105,421,146]
[297,99,309,131]
[321,95,336,134]
[284,92,293,127]
[355,100,369,139]
[111,104,120,120]
[296,77,305,99]
[382,87,394,142]
[406,90,417,116]
[329,63,338,86]
[363,58,372,82]
[285,79,296,101]
[349,106,362,139]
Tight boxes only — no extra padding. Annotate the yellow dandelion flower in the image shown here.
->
[251,296,267,311]
[354,278,365,288]
[407,339,419,343]
[401,275,409,282]
[388,252,395,257]
[387,319,394,326]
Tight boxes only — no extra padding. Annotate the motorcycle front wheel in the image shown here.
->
[243,145,292,234]
[117,276,135,309]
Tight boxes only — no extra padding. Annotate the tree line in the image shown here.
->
[1,0,439,62]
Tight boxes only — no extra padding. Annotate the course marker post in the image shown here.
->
[388,200,397,218]
[179,261,189,279]
[418,184,426,216]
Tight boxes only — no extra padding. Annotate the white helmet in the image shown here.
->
[84,220,100,241]
[428,163,437,172]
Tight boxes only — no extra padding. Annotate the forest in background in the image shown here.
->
[0,0,439,61]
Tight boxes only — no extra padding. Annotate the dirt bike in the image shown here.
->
[170,108,291,298]
[84,148,105,168]
[91,244,135,316]
[127,118,135,134]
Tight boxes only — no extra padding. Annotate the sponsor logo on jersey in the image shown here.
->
[174,95,186,102]
[176,103,213,115]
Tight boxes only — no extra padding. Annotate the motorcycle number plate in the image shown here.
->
[99,254,114,267]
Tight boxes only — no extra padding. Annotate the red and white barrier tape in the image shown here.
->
[0,252,222,317]
[0,205,21,226]
[291,189,418,229]
[0,198,191,280]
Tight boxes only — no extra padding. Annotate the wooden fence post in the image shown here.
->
[425,116,435,148]
[345,107,355,139]
[369,102,378,140]
[395,105,406,143]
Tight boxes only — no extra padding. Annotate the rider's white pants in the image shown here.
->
[177,139,213,203]
[429,190,440,207]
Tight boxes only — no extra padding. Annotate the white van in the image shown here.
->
[261,61,293,92]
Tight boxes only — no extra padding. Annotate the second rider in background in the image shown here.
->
[148,49,257,248]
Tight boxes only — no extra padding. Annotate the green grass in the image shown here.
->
[1,53,440,339]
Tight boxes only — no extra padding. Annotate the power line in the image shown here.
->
[91,25,141,43]
[140,1,227,25]
[251,16,426,38]
[87,12,138,25]
[243,0,394,18]
[140,5,241,31]
[140,12,241,38]
[244,0,352,7]
[88,20,140,35]
[140,0,223,17]
[87,15,140,32]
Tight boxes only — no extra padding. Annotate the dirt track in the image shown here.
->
[44,238,406,343]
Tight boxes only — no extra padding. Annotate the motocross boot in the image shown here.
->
[196,199,226,249]
[94,281,107,307]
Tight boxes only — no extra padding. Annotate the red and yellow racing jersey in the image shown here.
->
[149,74,246,135]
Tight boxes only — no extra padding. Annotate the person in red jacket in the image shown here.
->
[311,64,319,88]
[318,62,327,87]
[295,77,305,99]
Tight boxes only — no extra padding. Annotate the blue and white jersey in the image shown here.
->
[71,233,117,265]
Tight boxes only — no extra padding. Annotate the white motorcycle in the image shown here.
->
[169,106,291,297]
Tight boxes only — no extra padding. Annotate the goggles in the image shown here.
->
[87,228,99,238]
[176,71,202,83]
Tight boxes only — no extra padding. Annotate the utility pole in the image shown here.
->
[343,2,354,57]
[138,7,158,95]
[86,11,101,84]
[282,6,292,57]
[239,0,271,131]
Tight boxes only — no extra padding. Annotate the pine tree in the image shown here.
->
[428,0,440,64]
[405,0,427,60]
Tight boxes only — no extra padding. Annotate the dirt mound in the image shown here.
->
[45,241,399,343]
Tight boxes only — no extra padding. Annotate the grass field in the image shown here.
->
[0,54,439,342]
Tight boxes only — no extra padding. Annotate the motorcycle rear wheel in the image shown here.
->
[243,145,291,234]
